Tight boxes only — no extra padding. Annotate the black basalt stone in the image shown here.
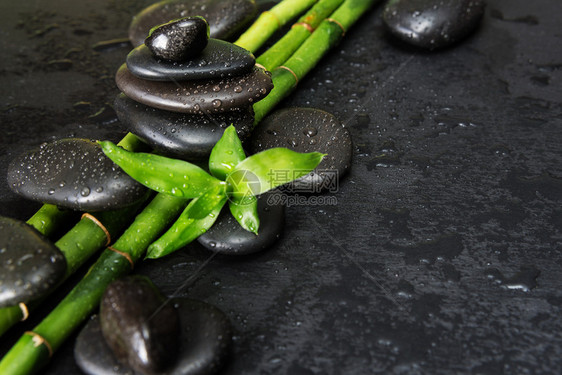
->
[250,107,352,193]
[0,216,66,308]
[99,275,180,374]
[198,192,284,255]
[383,0,486,50]
[129,0,257,47]
[7,139,147,211]
[74,316,132,375]
[114,93,254,160]
[75,299,232,375]
[145,17,209,61]
[127,39,255,81]
[116,64,272,114]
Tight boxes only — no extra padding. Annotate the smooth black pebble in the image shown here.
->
[116,64,272,114]
[250,107,352,193]
[129,0,257,47]
[75,299,232,375]
[99,275,180,374]
[145,16,209,61]
[383,0,486,50]
[127,39,255,81]
[7,139,147,211]
[114,93,254,160]
[198,192,284,255]
[0,216,66,308]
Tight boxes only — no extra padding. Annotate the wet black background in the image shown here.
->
[1,0,561,374]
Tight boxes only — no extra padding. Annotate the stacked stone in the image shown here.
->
[115,17,273,160]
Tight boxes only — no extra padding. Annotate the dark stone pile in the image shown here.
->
[116,16,273,160]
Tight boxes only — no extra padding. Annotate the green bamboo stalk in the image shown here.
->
[0,193,188,374]
[25,205,73,238]
[0,195,149,337]
[257,0,345,71]
[254,0,380,124]
[235,0,317,52]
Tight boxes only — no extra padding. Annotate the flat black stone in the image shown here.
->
[75,298,232,375]
[129,0,257,47]
[116,64,272,114]
[0,216,66,308]
[145,17,209,61]
[127,39,255,81]
[198,192,284,255]
[100,275,180,374]
[114,93,254,160]
[7,139,147,212]
[383,0,486,50]
[250,107,352,193]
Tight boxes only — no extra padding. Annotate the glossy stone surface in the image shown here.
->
[127,39,255,81]
[74,316,132,375]
[0,216,66,307]
[116,64,272,114]
[114,93,254,160]
[383,0,486,49]
[250,108,352,193]
[198,193,284,255]
[146,17,209,61]
[7,139,147,212]
[100,275,180,374]
[75,298,232,375]
[129,0,257,47]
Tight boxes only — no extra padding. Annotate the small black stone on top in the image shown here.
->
[146,16,209,61]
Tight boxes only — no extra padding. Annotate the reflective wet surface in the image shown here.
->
[0,0,561,373]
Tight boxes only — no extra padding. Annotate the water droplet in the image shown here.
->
[212,99,222,108]
[234,86,243,93]
[80,187,91,197]
[303,127,318,137]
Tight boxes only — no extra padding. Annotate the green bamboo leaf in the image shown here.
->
[186,182,228,220]
[99,141,221,199]
[227,148,325,197]
[229,196,259,234]
[209,125,246,181]
[146,186,227,259]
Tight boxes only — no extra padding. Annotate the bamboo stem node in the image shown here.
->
[292,22,315,33]
[18,303,29,321]
[24,331,53,357]
[262,10,282,29]
[107,246,134,270]
[81,213,111,246]
[326,17,346,36]
[276,65,299,84]
[255,63,268,72]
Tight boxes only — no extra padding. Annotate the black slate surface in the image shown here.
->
[0,0,561,374]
